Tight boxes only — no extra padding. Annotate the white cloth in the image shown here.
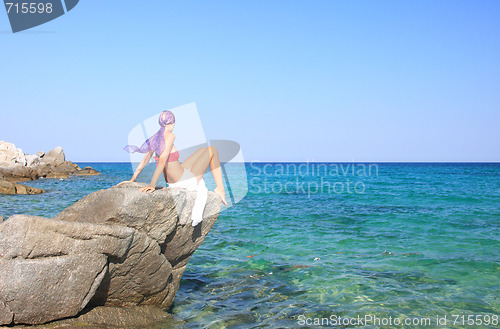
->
[168,169,208,226]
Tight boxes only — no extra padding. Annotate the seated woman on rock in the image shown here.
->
[121,110,227,223]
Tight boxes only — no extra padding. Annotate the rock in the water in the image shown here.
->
[0,182,222,326]
[13,182,45,195]
[0,178,44,195]
[73,166,100,176]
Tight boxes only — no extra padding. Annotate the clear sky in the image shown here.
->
[2,0,499,162]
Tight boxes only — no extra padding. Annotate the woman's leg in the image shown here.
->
[190,146,227,205]
[163,148,206,183]
[181,147,206,171]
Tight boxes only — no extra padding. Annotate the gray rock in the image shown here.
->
[42,146,65,166]
[0,183,222,325]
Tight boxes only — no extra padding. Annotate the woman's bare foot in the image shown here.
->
[214,187,227,206]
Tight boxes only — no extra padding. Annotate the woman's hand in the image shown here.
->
[139,186,155,193]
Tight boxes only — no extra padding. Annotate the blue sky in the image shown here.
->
[2,0,499,162]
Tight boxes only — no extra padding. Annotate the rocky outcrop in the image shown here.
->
[0,182,222,326]
[0,141,100,194]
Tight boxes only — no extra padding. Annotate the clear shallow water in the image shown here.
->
[1,163,499,328]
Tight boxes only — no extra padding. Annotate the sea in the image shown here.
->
[1,162,499,328]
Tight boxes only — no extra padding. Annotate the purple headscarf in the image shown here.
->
[124,110,175,156]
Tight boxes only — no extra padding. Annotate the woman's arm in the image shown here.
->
[140,132,175,192]
[130,150,154,182]
[117,150,154,186]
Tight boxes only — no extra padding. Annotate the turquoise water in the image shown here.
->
[1,163,499,328]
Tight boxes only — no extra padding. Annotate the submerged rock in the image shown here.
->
[0,182,222,326]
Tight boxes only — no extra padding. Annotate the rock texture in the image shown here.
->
[0,182,222,326]
[0,141,100,194]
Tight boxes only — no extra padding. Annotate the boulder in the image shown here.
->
[0,182,222,326]
[42,146,65,166]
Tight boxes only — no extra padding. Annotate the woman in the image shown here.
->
[121,110,227,206]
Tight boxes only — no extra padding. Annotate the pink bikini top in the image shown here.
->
[167,150,180,162]
[154,150,179,163]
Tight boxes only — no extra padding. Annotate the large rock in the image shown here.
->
[0,182,222,326]
[0,215,134,325]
